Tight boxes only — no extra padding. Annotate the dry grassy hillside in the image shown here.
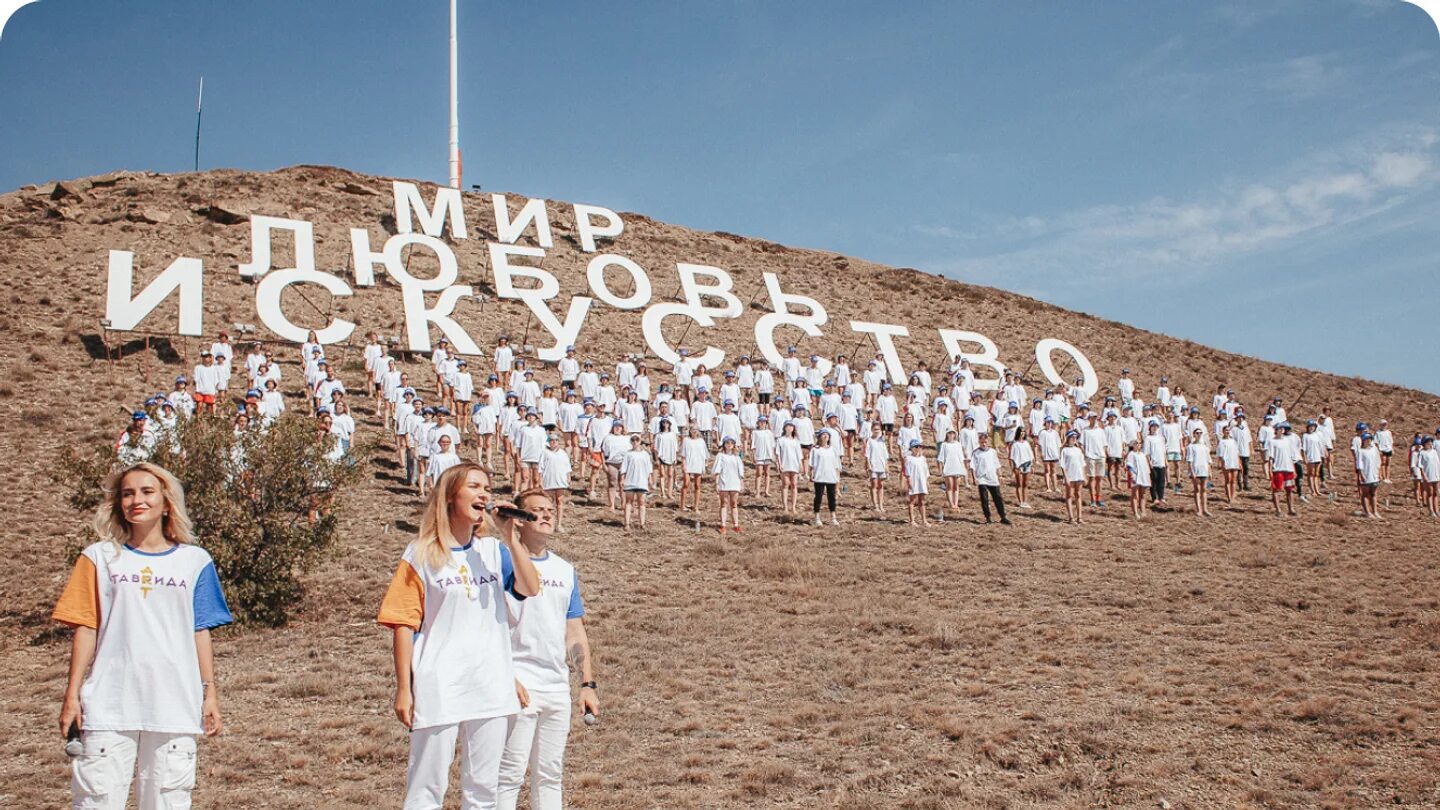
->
[0,166,1437,809]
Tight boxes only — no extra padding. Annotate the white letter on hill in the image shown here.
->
[254,269,356,344]
[238,215,315,278]
[755,272,831,377]
[585,255,652,310]
[573,203,624,253]
[938,329,1006,392]
[850,320,911,384]
[402,285,481,355]
[393,181,467,239]
[491,194,553,248]
[105,250,204,336]
[1035,338,1098,398]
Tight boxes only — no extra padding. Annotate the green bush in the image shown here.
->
[51,414,367,627]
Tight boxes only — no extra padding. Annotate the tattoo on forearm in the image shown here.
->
[568,642,587,672]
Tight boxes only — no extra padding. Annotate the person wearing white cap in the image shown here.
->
[1216,425,1241,504]
[1300,421,1328,500]
[903,440,931,526]
[1143,421,1167,504]
[1375,420,1395,483]
[716,400,743,449]
[672,349,694,402]
[754,359,775,406]
[1124,439,1151,519]
[1059,431,1087,524]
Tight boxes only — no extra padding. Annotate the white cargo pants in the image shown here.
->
[71,730,197,810]
[496,690,572,810]
[405,715,509,810]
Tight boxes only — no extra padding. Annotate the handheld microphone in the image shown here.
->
[487,504,538,522]
[65,721,83,758]
[583,711,597,726]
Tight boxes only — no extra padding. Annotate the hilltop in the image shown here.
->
[0,166,1436,808]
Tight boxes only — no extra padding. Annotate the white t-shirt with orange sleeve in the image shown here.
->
[377,536,524,730]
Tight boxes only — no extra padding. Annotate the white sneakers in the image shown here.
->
[814,514,822,526]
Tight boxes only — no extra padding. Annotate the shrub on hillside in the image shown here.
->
[50,413,366,626]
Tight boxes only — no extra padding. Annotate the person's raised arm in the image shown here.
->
[58,626,96,736]
[494,516,541,597]
[194,629,223,736]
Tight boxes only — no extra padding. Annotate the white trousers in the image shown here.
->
[405,716,509,810]
[497,690,572,810]
[71,730,196,810]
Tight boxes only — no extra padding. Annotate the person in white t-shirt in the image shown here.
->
[494,335,516,389]
[427,435,462,488]
[1059,431,1087,524]
[679,426,709,513]
[497,489,597,810]
[1037,417,1061,493]
[1416,436,1440,517]
[1374,419,1395,484]
[970,433,1010,525]
[1009,427,1035,508]
[1216,425,1241,504]
[1356,432,1382,519]
[1186,429,1213,517]
[598,421,630,512]
[936,429,965,512]
[809,430,842,526]
[1300,420,1328,500]
[776,422,803,514]
[377,464,540,809]
[1124,440,1151,519]
[53,463,233,810]
[750,415,776,498]
[620,435,654,530]
[1267,422,1300,517]
[903,440,930,526]
[865,423,892,512]
[538,434,573,532]
[652,418,680,500]
[712,437,747,534]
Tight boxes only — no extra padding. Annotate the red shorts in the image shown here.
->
[589,451,604,468]
[1270,471,1295,492]
[194,393,216,405]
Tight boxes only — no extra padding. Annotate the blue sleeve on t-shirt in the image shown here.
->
[499,544,526,601]
[566,572,585,619]
[192,562,234,631]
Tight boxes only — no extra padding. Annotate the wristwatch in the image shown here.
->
[579,681,597,690]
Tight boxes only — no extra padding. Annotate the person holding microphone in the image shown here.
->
[497,489,598,810]
[378,463,542,809]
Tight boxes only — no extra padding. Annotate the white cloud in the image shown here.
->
[923,129,1440,287]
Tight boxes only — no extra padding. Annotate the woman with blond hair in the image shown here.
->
[52,462,232,809]
[377,462,541,809]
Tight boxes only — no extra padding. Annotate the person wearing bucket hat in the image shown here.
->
[1416,437,1440,517]
[903,439,931,526]
[1356,432,1383,518]
[494,334,515,388]
[1059,430,1087,524]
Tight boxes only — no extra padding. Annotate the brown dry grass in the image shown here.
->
[0,167,1437,808]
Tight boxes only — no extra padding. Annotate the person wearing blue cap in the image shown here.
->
[808,430,842,527]
[874,383,899,451]
[1416,437,1440,517]
[450,359,474,435]
[679,425,710,513]
[1356,432,1383,518]
[652,417,680,500]
[903,439,931,526]
[618,390,646,438]
[971,433,1010,525]
[1301,421,1328,500]
[754,358,775,407]
[690,390,718,449]
[690,365,713,403]
[781,346,802,392]
[1124,439,1151,519]
[1267,422,1300,516]
[711,437,746,535]
[413,407,437,496]
[1059,431,1087,524]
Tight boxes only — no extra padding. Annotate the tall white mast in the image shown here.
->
[448,0,461,188]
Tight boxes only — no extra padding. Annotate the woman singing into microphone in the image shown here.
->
[377,462,541,809]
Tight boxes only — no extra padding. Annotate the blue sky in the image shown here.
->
[3,0,1438,392]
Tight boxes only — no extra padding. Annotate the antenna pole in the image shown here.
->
[194,76,204,172]
[448,0,461,188]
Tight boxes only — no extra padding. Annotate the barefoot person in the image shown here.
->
[1009,426,1034,508]
[1125,440,1151,519]
[53,463,232,810]
[539,435,573,532]
[1268,422,1300,516]
[936,429,964,511]
[496,490,598,810]
[1186,428,1213,517]
[904,440,931,526]
[1059,431,1087,524]
[712,437,746,534]
[679,426,709,513]
[620,435,654,531]
[776,422,804,514]
[377,463,541,809]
